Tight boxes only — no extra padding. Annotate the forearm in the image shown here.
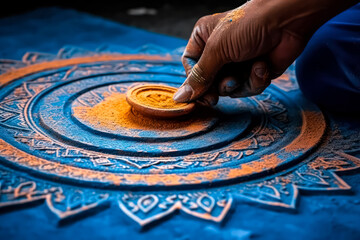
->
[253,0,359,39]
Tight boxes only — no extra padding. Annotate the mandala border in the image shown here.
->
[0,54,326,187]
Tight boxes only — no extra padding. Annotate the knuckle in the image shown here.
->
[181,54,187,64]
[196,15,212,26]
[204,35,219,51]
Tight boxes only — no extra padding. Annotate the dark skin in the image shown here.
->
[173,0,358,105]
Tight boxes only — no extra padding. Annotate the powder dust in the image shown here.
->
[220,7,245,23]
[73,92,214,131]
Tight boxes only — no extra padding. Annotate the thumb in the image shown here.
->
[173,42,224,102]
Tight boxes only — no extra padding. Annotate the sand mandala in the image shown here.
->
[0,46,359,226]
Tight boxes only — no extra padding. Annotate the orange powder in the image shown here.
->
[73,92,213,131]
[285,111,326,152]
[228,7,245,21]
[135,89,187,109]
[221,7,245,22]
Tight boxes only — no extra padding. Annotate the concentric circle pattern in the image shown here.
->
[0,55,326,188]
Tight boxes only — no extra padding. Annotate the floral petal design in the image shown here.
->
[118,192,232,226]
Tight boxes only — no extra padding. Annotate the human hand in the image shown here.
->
[173,0,356,105]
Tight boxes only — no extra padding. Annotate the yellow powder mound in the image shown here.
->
[136,90,188,109]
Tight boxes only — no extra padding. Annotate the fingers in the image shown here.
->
[176,58,273,102]
[216,30,304,99]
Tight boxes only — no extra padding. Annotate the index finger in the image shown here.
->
[182,13,226,75]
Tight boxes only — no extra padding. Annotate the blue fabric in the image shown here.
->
[296,3,360,114]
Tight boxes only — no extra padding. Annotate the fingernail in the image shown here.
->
[224,79,237,92]
[173,85,193,102]
[254,67,266,78]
